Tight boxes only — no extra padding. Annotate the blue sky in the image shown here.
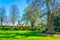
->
[0,0,28,17]
[0,0,28,25]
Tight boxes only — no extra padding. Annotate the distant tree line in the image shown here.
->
[0,5,20,29]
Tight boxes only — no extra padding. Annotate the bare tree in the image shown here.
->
[10,5,20,29]
[0,7,6,27]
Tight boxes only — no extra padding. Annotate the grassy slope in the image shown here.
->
[0,30,60,40]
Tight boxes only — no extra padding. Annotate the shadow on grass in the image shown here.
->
[0,31,47,38]
[15,31,47,37]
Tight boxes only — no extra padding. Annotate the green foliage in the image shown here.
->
[24,24,31,30]
[0,26,20,30]
[35,26,47,32]
[40,26,47,32]
[25,24,31,27]
[35,26,40,30]
[0,26,48,32]
[55,27,60,32]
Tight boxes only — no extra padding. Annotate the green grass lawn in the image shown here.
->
[0,30,60,40]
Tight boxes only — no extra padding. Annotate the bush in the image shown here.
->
[23,24,31,30]
[0,27,11,30]
[0,25,48,31]
[55,26,60,32]
[40,26,47,32]
[35,26,40,30]
[35,26,47,32]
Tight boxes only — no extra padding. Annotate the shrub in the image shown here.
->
[35,26,47,32]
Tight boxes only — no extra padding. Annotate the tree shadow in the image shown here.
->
[0,31,47,38]
[15,31,47,37]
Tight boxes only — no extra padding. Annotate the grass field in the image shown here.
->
[0,30,60,40]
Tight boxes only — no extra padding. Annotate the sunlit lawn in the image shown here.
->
[0,30,60,40]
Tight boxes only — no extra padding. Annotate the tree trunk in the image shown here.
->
[31,21,34,31]
[47,17,55,33]
[1,20,2,28]
[46,0,55,34]
[12,23,14,30]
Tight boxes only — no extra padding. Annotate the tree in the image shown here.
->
[5,16,10,26]
[27,0,60,33]
[46,0,54,33]
[22,6,39,30]
[52,8,60,32]
[46,0,60,33]
[0,7,6,27]
[10,5,20,29]
[27,0,46,31]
